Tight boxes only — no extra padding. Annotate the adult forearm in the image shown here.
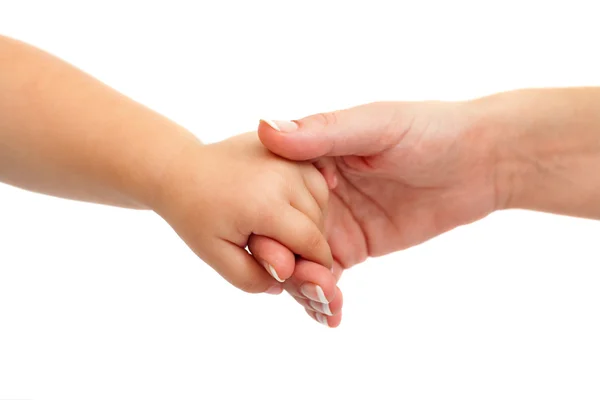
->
[0,35,198,209]
[479,88,600,218]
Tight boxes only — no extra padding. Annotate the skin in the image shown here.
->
[0,35,341,317]
[5,35,599,328]
[254,88,600,326]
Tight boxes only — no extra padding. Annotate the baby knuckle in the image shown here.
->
[304,230,324,252]
[317,177,330,204]
[263,169,290,191]
[303,167,329,206]
[256,205,277,225]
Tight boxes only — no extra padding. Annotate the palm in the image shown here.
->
[323,104,497,269]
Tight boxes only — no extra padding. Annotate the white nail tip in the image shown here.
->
[268,265,285,282]
[315,285,328,304]
[262,119,280,131]
[316,313,329,327]
[310,300,332,316]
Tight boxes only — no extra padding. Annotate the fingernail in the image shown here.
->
[261,119,298,133]
[265,285,283,295]
[310,300,333,316]
[315,313,330,327]
[265,263,285,283]
[300,283,329,304]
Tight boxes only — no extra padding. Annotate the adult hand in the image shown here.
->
[252,88,600,326]
[248,98,500,327]
[257,100,501,270]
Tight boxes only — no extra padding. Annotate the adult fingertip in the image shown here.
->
[259,119,298,133]
[264,262,285,283]
[300,282,330,304]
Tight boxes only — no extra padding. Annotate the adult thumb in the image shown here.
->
[258,101,415,161]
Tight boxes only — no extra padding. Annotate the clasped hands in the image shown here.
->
[3,36,594,328]
[157,99,501,328]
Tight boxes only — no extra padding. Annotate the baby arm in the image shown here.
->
[0,35,193,208]
[0,35,332,294]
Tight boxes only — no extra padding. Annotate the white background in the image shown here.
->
[1,1,600,399]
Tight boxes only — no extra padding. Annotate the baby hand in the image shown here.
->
[152,132,332,293]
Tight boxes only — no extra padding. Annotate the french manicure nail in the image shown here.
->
[261,119,298,133]
[315,313,329,327]
[300,283,329,304]
[265,263,285,283]
[310,300,333,316]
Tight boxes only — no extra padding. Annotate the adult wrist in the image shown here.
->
[468,90,530,212]
[472,88,600,217]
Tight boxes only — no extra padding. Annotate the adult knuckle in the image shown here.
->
[313,111,339,127]
[237,277,263,294]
